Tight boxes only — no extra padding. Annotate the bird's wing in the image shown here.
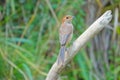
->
[59,24,73,46]
[59,33,71,46]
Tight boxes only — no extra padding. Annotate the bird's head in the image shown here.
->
[62,15,74,23]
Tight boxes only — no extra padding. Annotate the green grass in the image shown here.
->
[0,0,120,80]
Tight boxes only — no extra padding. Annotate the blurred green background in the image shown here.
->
[0,0,120,80]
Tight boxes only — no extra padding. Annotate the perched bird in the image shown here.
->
[58,15,74,65]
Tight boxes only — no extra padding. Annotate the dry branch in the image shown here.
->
[45,10,112,80]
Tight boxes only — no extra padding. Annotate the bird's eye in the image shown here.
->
[66,17,69,19]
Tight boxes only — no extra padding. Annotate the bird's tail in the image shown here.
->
[57,46,65,65]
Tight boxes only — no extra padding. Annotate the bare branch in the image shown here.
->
[46,10,112,80]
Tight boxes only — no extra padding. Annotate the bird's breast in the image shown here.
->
[60,23,73,34]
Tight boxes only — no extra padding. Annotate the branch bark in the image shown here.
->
[45,10,112,80]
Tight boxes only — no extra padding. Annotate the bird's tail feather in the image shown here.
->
[57,46,65,65]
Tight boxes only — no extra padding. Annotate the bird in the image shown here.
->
[57,15,74,65]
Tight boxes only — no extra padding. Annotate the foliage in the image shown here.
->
[0,0,120,80]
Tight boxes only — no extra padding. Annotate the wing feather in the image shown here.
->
[59,23,73,46]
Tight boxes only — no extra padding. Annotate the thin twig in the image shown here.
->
[112,8,118,41]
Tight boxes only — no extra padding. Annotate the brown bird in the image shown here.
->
[58,15,74,65]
